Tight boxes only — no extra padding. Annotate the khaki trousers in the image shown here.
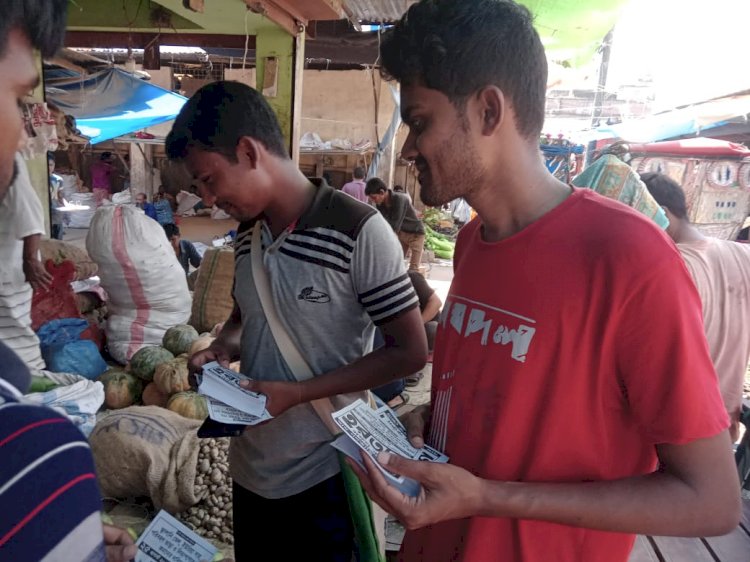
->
[397,231,425,271]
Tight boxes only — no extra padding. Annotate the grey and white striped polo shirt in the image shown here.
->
[229,180,418,499]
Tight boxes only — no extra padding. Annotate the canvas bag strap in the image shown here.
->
[250,222,340,435]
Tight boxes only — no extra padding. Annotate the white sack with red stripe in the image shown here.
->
[86,205,191,364]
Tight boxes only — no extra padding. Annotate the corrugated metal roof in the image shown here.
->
[344,0,416,22]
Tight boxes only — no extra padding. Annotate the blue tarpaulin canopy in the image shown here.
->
[591,93,750,143]
[45,67,187,145]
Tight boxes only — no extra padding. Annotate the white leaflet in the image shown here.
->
[135,509,217,562]
[205,396,272,426]
[330,400,449,497]
[197,361,267,417]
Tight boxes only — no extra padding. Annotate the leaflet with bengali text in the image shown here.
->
[330,399,448,497]
[135,510,217,562]
[197,361,271,425]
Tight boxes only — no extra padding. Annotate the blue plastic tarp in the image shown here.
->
[592,94,750,143]
[45,68,187,145]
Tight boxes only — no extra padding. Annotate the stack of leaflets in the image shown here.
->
[135,510,217,562]
[197,361,272,425]
[330,399,449,497]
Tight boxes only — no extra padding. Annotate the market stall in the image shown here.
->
[620,138,750,239]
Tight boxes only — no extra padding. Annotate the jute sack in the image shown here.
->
[89,406,202,513]
[190,248,234,334]
[39,238,98,281]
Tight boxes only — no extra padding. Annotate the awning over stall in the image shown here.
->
[45,67,187,145]
[593,94,750,143]
[626,138,750,158]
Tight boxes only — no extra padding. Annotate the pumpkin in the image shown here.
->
[162,324,200,356]
[129,346,174,381]
[98,369,142,409]
[167,391,208,420]
[142,382,169,407]
[189,335,215,356]
[154,356,191,395]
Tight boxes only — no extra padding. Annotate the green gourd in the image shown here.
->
[162,325,200,356]
[129,346,174,381]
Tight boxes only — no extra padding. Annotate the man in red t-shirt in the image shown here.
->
[348,1,741,561]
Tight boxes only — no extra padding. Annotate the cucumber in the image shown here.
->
[434,248,454,260]
[28,375,59,393]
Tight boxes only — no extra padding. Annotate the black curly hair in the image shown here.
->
[380,0,547,140]
[166,81,288,162]
[0,0,67,58]
[640,173,688,219]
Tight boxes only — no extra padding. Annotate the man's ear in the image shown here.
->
[475,86,505,136]
[236,136,262,169]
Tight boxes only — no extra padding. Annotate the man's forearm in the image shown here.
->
[474,433,740,537]
[22,233,41,262]
[299,344,425,403]
[478,474,720,536]
[297,308,427,402]
[421,294,441,323]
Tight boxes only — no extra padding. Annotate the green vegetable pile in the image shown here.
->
[425,224,455,260]
[422,207,447,229]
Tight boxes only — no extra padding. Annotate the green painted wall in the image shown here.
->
[256,26,296,152]
[67,0,199,30]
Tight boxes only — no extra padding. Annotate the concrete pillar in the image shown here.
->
[291,31,305,166]
[129,143,155,200]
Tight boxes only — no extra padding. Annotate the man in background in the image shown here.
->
[373,270,442,405]
[642,172,750,442]
[163,222,202,276]
[90,151,114,205]
[136,191,158,220]
[394,184,413,204]
[48,151,65,239]
[0,154,52,369]
[154,186,176,226]
[366,176,425,271]
[341,165,368,202]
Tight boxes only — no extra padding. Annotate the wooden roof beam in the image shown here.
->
[65,31,256,50]
[244,0,345,36]
[245,1,300,36]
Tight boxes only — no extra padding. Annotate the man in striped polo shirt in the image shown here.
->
[0,2,136,561]
[170,81,428,561]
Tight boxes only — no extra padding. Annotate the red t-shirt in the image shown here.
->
[400,188,728,562]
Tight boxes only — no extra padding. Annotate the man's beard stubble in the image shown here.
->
[419,134,484,208]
